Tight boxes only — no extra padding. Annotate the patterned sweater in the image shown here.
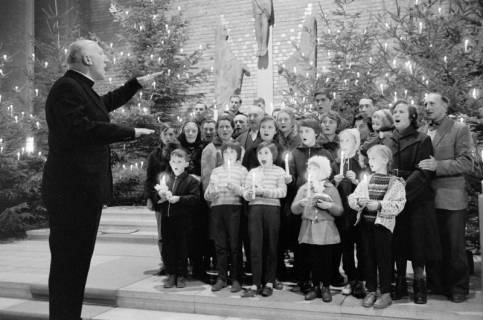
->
[243,165,287,207]
[204,163,248,206]
[348,174,406,233]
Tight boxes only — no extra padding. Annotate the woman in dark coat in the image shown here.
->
[177,120,209,280]
[145,123,179,274]
[387,100,441,304]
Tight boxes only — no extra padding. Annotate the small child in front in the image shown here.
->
[348,144,406,309]
[156,148,200,289]
[204,141,247,293]
[291,155,343,303]
[242,141,287,298]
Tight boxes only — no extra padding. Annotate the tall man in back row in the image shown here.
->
[41,39,160,320]
[419,92,472,303]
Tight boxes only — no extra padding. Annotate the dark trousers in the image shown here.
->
[428,209,469,295]
[303,243,334,287]
[341,224,364,282]
[155,211,165,264]
[162,215,190,276]
[360,219,393,294]
[48,205,102,320]
[248,205,280,287]
[240,204,251,273]
[290,215,309,284]
[211,205,242,281]
[189,203,210,277]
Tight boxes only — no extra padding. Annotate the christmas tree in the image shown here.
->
[107,0,210,204]
[279,0,383,120]
[373,0,483,114]
[0,47,48,238]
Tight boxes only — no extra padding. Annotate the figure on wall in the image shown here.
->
[279,14,317,77]
[252,0,274,57]
[214,23,251,110]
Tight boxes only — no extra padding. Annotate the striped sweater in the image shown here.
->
[204,163,248,206]
[243,165,287,207]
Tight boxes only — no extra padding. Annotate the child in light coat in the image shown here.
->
[291,155,343,303]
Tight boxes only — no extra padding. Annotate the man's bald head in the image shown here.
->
[66,40,107,81]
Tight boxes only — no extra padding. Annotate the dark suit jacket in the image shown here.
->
[41,70,141,227]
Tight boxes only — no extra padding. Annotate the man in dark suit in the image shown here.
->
[41,39,158,320]
[419,92,472,303]
[236,105,264,153]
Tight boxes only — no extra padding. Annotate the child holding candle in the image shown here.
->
[288,118,334,293]
[290,155,343,303]
[348,145,406,309]
[333,128,365,298]
[241,141,287,298]
[157,149,201,289]
[204,141,247,293]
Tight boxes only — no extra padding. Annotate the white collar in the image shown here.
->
[69,68,95,83]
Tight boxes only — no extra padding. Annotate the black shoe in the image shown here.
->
[321,286,332,302]
[261,286,273,297]
[304,287,320,300]
[176,276,186,288]
[413,278,427,304]
[352,281,365,299]
[391,276,408,300]
[449,292,466,303]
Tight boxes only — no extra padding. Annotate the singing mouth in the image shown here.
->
[261,160,267,165]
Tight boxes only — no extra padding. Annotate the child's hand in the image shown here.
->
[358,198,369,207]
[167,195,180,204]
[316,200,332,210]
[345,170,357,183]
[366,200,380,211]
[284,174,293,184]
[334,174,344,184]
[245,190,255,199]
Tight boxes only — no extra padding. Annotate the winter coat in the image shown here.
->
[158,171,200,218]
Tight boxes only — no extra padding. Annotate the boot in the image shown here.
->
[413,278,427,304]
[391,276,408,300]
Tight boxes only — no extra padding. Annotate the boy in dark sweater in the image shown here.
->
[156,148,200,289]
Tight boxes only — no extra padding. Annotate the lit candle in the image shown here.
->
[464,39,469,53]
[418,22,423,34]
[35,89,39,96]
[213,108,218,121]
[284,153,290,175]
[25,137,34,154]
[17,152,20,160]
[340,151,345,175]
[227,158,232,181]
[307,173,312,199]
[362,174,369,199]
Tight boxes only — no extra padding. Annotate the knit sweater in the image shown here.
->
[243,165,287,206]
[204,163,248,206]
[348,174,406,233]
[363,173,391,220]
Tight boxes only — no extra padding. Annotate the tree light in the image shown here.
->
[26,137,34,154]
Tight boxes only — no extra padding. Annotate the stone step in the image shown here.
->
[99,217,157,231]
[26,228,158,244]
[101,206,154,220]
[0,279,482,320]
[0,297,254,320]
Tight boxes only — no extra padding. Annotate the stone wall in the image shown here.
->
[86,0,399,109]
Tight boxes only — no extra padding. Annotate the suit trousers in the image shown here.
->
[248,205,280,287]
[211,205,242,281]
[48,204,102,320]
[428,209,469,295]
